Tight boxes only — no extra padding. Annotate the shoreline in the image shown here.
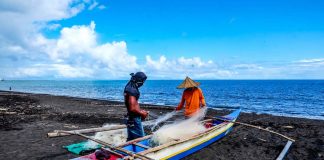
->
[1,90,323,121]
[0,91,323,159]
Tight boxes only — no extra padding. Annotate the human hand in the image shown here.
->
[140,110,148,120]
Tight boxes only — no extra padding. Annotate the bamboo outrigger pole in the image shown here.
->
[47,125,126,138]
[58,130,154,160]
[208,116,295,160]
[208,116,295,142]
[276,140,293,160]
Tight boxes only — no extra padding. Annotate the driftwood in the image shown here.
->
[47,125,126,138]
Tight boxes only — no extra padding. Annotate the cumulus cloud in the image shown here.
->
[144,55,234,79]
[51,64,94,78]
[1,1,323,80]
[11,64,94,78]
[0,0,86,46]
[42,21,139,74]
[13,68,46,78]
[0,1,139,79]
[47,21,97,60]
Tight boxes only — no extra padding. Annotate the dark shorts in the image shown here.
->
[126,115,145,141]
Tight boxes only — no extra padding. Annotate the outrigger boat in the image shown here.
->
[65,109,241,160]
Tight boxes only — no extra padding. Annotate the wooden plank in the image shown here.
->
[133,142,151,149]
[118,135,153,147]
[65,131,154,160]
[276,141,293,160]
[47,125,126,138]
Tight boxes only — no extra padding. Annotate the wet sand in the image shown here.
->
[0,91,323,160]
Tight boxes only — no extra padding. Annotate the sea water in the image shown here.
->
[0,80,323,120]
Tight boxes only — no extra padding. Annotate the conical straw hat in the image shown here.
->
[177,76,200,89]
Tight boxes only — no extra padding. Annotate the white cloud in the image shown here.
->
[91,41,139,72]
[296,58,324,63]
[43,21,139,75]
[178,57,210,67]
[88,1,99,10]
[0,1,139,79]
[48,21,97,60]
[98,5,106,10]
[1,1,323,80]
[232,64,263,70]
[46,23,62,30]
[1,18,139,79]
[10,64,94,78]
[146,55,170,70]
[294,58,324,67]
[146,56,213,71]
[51,64,94,78]
[13,68,46,77]
[144,55,234,79]
[0,0,86,44]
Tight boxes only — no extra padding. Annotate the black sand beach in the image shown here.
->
[0,91,323,160]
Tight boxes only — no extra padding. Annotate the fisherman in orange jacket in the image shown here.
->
[176,77,206,117]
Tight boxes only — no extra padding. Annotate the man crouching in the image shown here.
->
[124,72,149,141]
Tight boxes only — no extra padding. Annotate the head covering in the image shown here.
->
[124,72,147,99]
[95,149,110,160]
[177,76,200,89]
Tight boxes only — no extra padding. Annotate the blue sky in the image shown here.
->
[0,0,323,79]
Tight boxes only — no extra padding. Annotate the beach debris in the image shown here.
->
[63,124,79,129]
[282,125,294,129]
[0,108,8,111]
[150,108,207,146]
[0,111,17,115]
[257,137,267,142]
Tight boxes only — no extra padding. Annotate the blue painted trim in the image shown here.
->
[167,127,232,160]
[223,108,242,120]
[167,108,241,159]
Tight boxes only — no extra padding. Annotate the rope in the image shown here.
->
[209,116,295,142]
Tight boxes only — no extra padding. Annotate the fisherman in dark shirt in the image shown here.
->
[124,72,148,141]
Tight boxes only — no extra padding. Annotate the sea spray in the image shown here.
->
[84,124,127,148]
[150,107,207,146]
